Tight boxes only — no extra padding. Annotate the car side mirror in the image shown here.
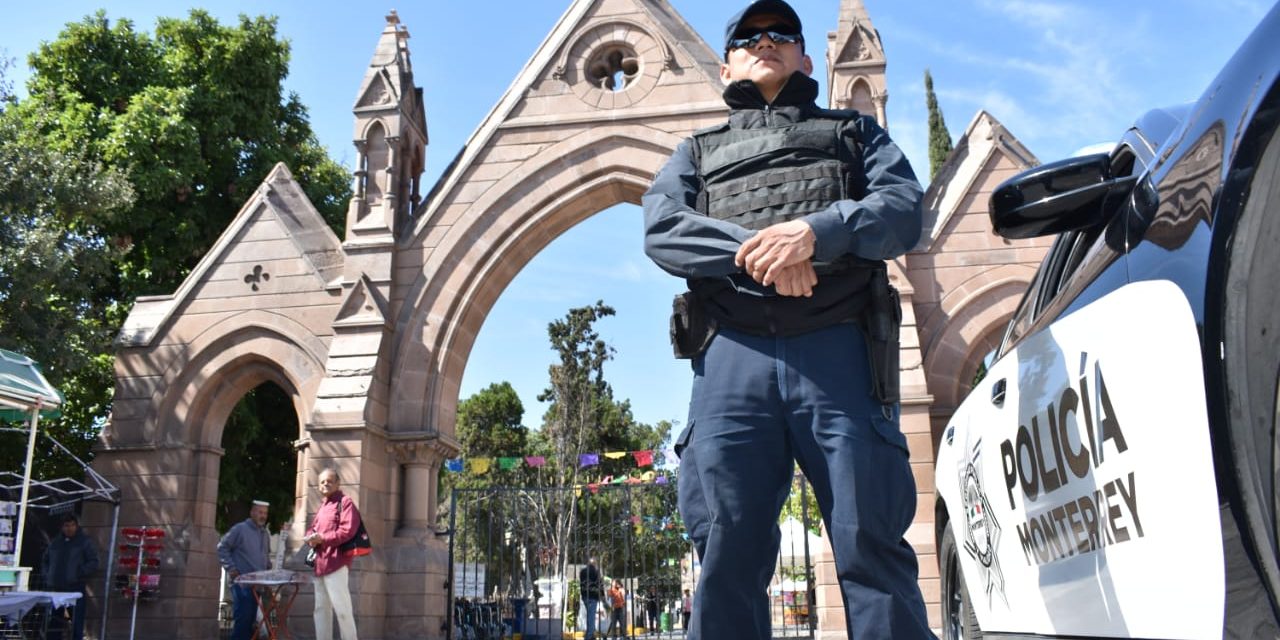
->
[989,153,1138,239]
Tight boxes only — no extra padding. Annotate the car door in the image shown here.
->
[940,143,1224,638]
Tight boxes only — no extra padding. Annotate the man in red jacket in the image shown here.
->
[306,468,361,640]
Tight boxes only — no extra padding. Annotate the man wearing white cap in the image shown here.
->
[218,500,271,640]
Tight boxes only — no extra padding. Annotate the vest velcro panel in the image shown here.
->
[695,119,848,230]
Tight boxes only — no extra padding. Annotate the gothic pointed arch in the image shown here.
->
[389,125,685,433]
[846,76,876,118]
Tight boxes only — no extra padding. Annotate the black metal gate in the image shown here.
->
[446,475,818,639]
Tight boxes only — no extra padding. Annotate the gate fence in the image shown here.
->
[447,474,818,639]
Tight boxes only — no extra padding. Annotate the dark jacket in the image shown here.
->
[642,72,923,334]
[41,530,99,592]
[579,564,603,601]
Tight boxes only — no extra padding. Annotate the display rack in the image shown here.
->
[116,527,163,640]
[0,501,15,570]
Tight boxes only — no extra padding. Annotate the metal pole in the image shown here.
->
[12,404,41,580]
[445,488,457,635]
[101,503,120,640]
[800,477,814,635]
[128,528,145,640]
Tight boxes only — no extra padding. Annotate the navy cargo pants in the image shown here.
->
[676,323,935,640]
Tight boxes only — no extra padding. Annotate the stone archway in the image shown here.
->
[94,312,328,638]
[390,126,685,441]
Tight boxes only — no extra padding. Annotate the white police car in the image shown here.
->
[933,4,1280,638]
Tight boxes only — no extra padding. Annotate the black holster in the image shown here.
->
[670,291,718,359]
[858,269,902,405]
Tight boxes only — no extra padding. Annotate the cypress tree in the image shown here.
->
[925,68,954,180]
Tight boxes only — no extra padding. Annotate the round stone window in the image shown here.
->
[563,21,665,109]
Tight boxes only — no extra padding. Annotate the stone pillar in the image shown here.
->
[389,440,446,535]
[813,535,843,639]
[382,438,456,638]
[383,138,400,231]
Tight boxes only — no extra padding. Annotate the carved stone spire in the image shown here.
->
[346,10,429,244]
[826,0,889,129]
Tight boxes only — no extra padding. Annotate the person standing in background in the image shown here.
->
[217,500,271,640]
[41,514,99,640]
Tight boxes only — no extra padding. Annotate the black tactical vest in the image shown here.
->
[686,111,884,336]
[693,115,859,231]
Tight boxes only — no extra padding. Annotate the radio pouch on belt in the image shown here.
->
[862,269,902,404]
[670,291,717,359]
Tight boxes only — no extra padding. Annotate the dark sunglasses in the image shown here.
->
[727,25,804,51]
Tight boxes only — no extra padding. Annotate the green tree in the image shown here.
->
[216,383,298,533]
[925,68,954,181]
[457,382,527,459]
[0,12,350,496]
[440,382,527,565]
[440,380,527,503]
[19,10,351,301]
[442,304,680,604]
[0,55,135,479]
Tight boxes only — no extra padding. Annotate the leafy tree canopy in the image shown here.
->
[0,10,350,486]
[16,9,350,300]
[0,55,134,478]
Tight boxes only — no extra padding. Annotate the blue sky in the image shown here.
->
[1,1,1272,435]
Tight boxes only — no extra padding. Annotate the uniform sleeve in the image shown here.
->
[642,139,754,279]
[217,525,240,569]
[801,116,924,261]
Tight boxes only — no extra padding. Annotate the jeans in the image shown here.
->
[230,584,258,640]
[314,565,358,640]
[677,324,934,640]
[605,608,626,638]
[583,598,600,638]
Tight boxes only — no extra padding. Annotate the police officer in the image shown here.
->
[641,2,933,639]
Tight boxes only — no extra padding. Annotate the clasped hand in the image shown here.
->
[734,219,817,297]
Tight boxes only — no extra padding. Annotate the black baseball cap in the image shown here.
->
[724,0,804,51]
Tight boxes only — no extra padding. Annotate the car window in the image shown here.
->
[996,143,1145,358]
[998,235,1071,357]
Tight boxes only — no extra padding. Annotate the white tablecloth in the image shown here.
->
[0,590,81,620]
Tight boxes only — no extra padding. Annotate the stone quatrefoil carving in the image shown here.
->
[244,265,270,291]
[587,46,640,91]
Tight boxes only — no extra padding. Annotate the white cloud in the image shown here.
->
[976,0,1073,28]
[883,3,1155,159]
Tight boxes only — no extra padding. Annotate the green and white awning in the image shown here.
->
[0,348,62,421]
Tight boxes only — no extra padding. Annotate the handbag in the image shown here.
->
[284,544,315,570]
[338,521,372,557]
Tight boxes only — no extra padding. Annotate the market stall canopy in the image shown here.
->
[777,517,823,562]
[0,349,62,421]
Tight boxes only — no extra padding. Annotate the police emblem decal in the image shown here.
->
[960,439,1007,606]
